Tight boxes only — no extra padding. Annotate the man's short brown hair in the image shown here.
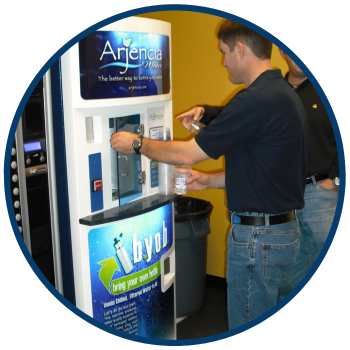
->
[218,20,272,60]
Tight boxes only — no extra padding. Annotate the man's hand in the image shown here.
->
[176,106,205,131]
[186,169,212,191]
[320,178,338,190]
[185,169,226,191]
[110,131,138,153]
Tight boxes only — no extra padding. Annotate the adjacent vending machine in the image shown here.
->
[44,17,176,339]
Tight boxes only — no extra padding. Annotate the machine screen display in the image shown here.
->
[79,31,170,99]
[24,141,41,152]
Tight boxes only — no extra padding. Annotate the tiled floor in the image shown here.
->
[176,275,229,339]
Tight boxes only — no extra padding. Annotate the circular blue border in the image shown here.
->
[3,4,345,346]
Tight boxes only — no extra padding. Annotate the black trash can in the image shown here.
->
[174,196,213,318]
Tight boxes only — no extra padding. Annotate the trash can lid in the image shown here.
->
[174,196,213,222]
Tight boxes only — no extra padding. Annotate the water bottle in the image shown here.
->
[189,120,206,134]
[174,166,192,195]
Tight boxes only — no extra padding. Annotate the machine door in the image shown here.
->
[110,114,142,206]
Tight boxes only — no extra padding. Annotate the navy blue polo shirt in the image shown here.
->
[195,69,307,214]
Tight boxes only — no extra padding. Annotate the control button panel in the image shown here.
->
[23,138,47,174]
[10,140,22,236]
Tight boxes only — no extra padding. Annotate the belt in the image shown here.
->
[228,211,295,226]
[306,174,328,185]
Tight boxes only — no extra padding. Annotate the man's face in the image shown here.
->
[281,51,306,79]
[220,40,242,84]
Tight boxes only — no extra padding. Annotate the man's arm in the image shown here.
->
[110,132,209,167]
[186,169,225,190]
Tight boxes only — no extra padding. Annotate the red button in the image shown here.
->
[93,179,102,192]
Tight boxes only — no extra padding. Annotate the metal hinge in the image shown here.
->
[137,124,144,137]
[139,171,146,184]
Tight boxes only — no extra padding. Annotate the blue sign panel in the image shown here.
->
[88,203,174,338]
[79,31,170,99]
[88,153,103,212]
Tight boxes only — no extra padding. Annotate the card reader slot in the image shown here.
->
[25,165,48,177]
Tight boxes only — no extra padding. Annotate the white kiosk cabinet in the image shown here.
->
[47,17,176,339]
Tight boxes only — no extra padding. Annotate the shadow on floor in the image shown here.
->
[176,275,229,339]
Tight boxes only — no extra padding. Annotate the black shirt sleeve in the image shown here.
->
[199,105,223,125]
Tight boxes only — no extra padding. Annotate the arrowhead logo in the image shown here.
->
[98,257,120,292]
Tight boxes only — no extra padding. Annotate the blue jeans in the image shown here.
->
[227,218,300,329]
[279,181,338,299]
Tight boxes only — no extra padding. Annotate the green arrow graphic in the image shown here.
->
[98,257,120,292]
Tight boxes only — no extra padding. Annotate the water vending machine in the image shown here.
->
[45,17,176,339]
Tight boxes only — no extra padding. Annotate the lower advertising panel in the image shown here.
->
[88,203,175,339]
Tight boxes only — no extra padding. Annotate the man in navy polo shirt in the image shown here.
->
[111,20,307,329]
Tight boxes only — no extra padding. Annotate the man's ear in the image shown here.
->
[235,42,245,59]
[279,48,286,60]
